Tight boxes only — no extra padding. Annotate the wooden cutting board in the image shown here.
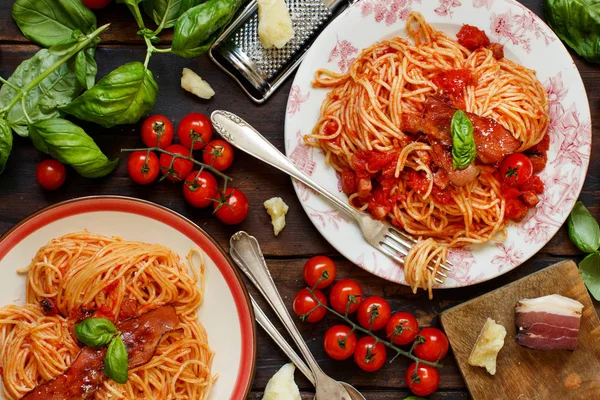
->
[440,260,600,400]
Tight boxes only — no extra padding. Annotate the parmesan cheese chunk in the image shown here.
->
[181,68,215,99]
[468,318,506,375]
[264,197,289,236]
[257,0,294,49]
[262,363,301,400]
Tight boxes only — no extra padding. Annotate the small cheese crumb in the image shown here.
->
[181,68,215,99]
[468,318,506,375]
[257,0,295,49]
[264,197,289,236]
[262,363,301,400]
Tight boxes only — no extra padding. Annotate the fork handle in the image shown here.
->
[211,110,359,219]
[229,231,331,383]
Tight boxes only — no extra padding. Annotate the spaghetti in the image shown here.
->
[306,12,549,297]
[0,232,214,400]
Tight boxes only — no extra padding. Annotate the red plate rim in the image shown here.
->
[0,195,256,400]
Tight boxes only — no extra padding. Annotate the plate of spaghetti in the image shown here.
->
[284,0,591,295]
[0,196,255,399]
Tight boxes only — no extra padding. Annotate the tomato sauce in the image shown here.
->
[499,173,545,222]
[456,24,491,50]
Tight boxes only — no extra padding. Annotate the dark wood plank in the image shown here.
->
[247,391,471,399]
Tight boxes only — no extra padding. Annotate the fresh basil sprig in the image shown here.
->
[29,118,119,178]
[172,0,244,58]
[0,121,12,174]
[62,62,158,128]
[144,0,201,31]
[450,110,476,170]
[104,336,129,384]
[567,201,600,300]
[12,0,97,48]
[74,48,98,90]
[74,318,118,347]
[568,201,600,253]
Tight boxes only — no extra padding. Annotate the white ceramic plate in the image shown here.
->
[284,0,592,287]
[0,196,256,399]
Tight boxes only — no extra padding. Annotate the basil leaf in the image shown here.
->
[74,318,117,347]
[62,62,158,128]
[144,0,202,29]
[451,109,476,170]
[579,252,600,301]
[0,120,13,174]
[544,0,600,64]
[75,48,98,90]
[29,118,119,178]
[48,38,79,56]
[568,201,600,253]
[12,0,97,48]
[104,336,128,384]
[0,49,84,137]
[172,0,244,58]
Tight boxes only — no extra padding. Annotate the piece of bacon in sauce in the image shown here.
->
[40,298,59,316]
[515,294,583,351]
[486,43,504,60]
[22,305,179,400]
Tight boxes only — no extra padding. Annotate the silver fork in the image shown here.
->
[211,110,451,282]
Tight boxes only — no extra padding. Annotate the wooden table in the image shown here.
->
[0,1,598,398]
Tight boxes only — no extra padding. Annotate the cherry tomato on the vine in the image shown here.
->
[329,279,363,315]
[159,144,194,182]
[413,327,449,362]
[385,312,419,345]
[36,159,66,191]
[303,256,336,289]
[202,140,234,172]
[141,115,174,149]
[178,113,212,150]
[82,0,112,9]
[293,288,327,323]
[354,336,387,372]
[406,362,439,397]
[213,188,249,225]
[323,325,356,360]
[182,170,218,208]
[499,153,533,186]
[127,151,160,185]
[356,296,391,332]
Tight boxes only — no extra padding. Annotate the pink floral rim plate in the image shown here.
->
[283,0,592,288]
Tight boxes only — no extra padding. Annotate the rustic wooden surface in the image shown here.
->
[0,0,598,399]
[440,261,600,400]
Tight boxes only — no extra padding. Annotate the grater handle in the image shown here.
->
[211,110,359,219]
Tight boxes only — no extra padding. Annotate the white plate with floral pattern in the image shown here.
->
[284,0,591,288]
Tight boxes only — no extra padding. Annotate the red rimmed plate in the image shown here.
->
[0,196,256,400]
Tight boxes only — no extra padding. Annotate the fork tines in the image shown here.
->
[379,227,453,284]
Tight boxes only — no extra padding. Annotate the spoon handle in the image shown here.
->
[229,231,329,380]
[251,296,315,385]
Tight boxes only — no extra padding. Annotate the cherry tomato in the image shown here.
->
[127,151,160,185]
[354,336,387,372]
[329,279,363,315]
[178,113,212,150]
[82,0,111,9]
[385,312,419,345]
[159,144,194,182]
[202,140,234,172]
[499,153,533,186]
[293,288,327,323]
[356,296,391,331]
[323,325,357,360]
[406,362,440,397]
[303,256,336,289]
[141,115,174,149]
[183,170,218,208]
[413,327,449,362]
[36,159,66,191]
[213,188,249,225]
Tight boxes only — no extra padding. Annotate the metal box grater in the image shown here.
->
[209,0,352,103]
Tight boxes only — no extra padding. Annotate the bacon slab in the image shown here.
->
[22,305,179,400]
[515,294,584,351]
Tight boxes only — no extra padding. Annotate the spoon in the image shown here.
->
[252,295,366,400]
[230,231,364,400]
